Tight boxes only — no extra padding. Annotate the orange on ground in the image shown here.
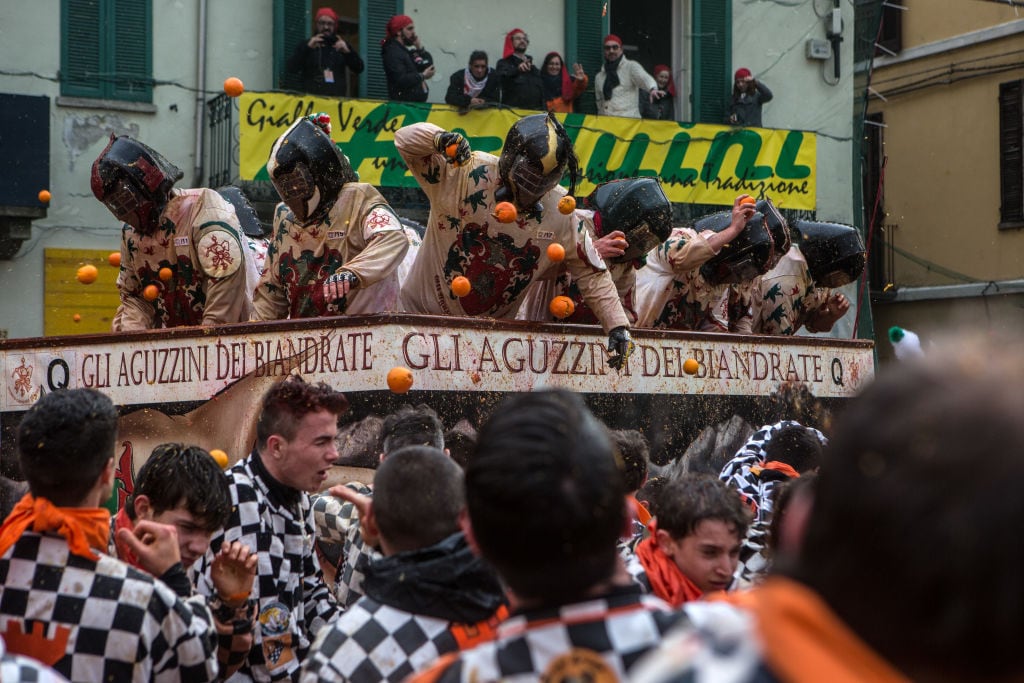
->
[740,196,757,206]
[547,243,566,262]
[76,264,99,285]
[683,358,700,375]
[549,295,575,319]
[451,275,471,297]
[38,189,51,203]
[159,267,173,281]
[72,314,81,323]
[557,195,576,215]
[493,201,518,223]
[223,77,244,97]
[387,366,414,394]
[108,252,121,268]
[209,449,229,469]
[142,284,160,301]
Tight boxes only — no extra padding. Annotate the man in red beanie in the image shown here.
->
[728,67,773,127]
[595,34,660,118]
[287,7,364,97]
[495,28,544,110]
[381,15,435,102]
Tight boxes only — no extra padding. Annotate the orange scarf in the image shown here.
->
[0,493,111,561]
[635,535,703,607]
[629,495,652,528]
[735,578,909,683]
[762,460,800,478]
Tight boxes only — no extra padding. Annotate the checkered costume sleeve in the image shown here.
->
[0,534,218,683]
[334,511,382,609]
[311,484,371,546]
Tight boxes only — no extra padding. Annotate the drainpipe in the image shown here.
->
[193,0,208,186]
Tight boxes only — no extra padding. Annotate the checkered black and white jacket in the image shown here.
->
[0,532,218,682]
[410,587,687,682]
[195,451,340,682]
[311,485,379,608]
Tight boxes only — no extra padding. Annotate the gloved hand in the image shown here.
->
[323,270,359,306]
[607,326,635,371]
[433,131,471,167]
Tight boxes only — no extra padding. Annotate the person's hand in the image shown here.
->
[116,520,181,577]
[211,541,257,608]
[518,57,533,72]
[809,293,850,331]
[594,230,628,259]
[323,270,358,304]
[422,65,436,80]
[469,97,485,108]
[308,34,325,49]
[607,326,635,371]
[334,37,350,53]
[572,63,586,79]
[649,89,665,102]
[728,113,739,125]
[433,131,471,167]
[730,194,757,227]
[327,484,379,549]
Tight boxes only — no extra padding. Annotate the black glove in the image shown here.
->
[433,131,471,167]
[607,326,635,371]
[323,270,359,306]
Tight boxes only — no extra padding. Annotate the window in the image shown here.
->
[691,0,731,124]
[999,79,1024,228]
[61,0,152,102]
[876,0,903,57]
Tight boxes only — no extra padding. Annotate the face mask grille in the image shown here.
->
[103,179,143,223]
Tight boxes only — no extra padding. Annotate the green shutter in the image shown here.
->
[360,0,399,100]
[62,0,103,98]
[274,0,309,91]
[111,0,151,101]
[692,0,730,124]
[565,0,608,115]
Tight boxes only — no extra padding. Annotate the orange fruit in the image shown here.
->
[76,264,99,285]
[387,366,414,394]
[451,275,471,297]
[108,252,121,268]
[38,189,51,203]
[739,196,757,206]
[159,267,173,281]
[549,295,575,319]
[492,201,518,223]
[683,358,700,375]
[557,195,576,215]
[223,77,244,97]
[547,243,566,262]
[142,284,160,301]
[72,313,81,323]
[209,449,229,469]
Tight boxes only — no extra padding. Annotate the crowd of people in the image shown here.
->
[2,333,1022,682]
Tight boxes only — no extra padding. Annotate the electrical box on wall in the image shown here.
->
[806,39,832,60]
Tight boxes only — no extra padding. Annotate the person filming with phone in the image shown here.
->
[287,7,364,97]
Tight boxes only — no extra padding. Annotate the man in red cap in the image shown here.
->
[495,28,544,110]
[286,7,364,97]
[381,15,435,102]
[595,34,660,118]
[728,67,773,127]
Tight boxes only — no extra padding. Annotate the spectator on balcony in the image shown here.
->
[641,64,675,120]
[595,34,661,118]
[541,51,588,113]
[445,50,500,110]
[381,15,435,102]
[727,67,773,127]
[286,7,364,98]
[495,28,544,110]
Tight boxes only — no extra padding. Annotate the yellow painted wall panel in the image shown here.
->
[44,249,120,336]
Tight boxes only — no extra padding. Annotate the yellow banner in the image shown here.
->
[238,92,816,210]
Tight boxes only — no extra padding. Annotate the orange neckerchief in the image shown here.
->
[112,506,141,569]
[635,534,703,607]
[740,578,909,683]
[761,460,800,478]
[0,493,111,561]
[629,495,652,528]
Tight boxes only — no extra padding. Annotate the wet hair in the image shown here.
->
[656,474,750,542]
[763,424,822,474]
[763,382,832,434]
[17,388,118,506]
[611,429,649,492]
[791,337,1024,681]
[125,443,231,531]
[255,377,348,451]
[467,389,623,603]
[637,476,667,517]
[372,445,464,553]
[381,404,445,455]
[469,50,488,65]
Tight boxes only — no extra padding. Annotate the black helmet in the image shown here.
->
[795,220,866,287]
[90,134,183,233]
[586,177,672,263]
[695,209,774,285]
[756,197,791,269]
[216,186,268,238]
[496,112,578,212]
[265,115,357,226]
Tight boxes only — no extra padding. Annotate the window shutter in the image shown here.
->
[361,0,399,100]
[565,0,608,115]
[999,80,1024,226]
[691,0,730,124]
[274,0,308,91]
[111,0,151,101]
[62,0,103,98]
